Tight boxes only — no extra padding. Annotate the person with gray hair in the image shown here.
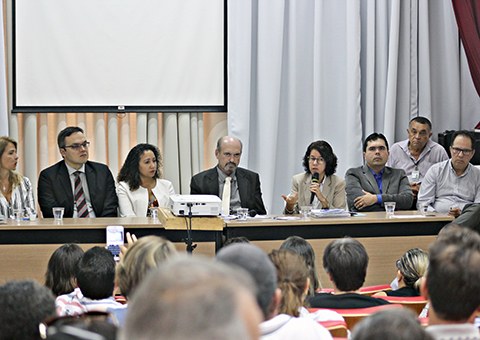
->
[421,224,480,339]
[217,243,333,340]
[120,255,262,340]
[352,308,433,340]
[190,136,267,215]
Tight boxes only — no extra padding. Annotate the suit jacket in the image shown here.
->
[38,160,118,218]
[345,165,413,212]
[190,167,267,215]
[117,179,175,217]
[286,173,346,213]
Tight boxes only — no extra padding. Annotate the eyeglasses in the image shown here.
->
[63,141,90,150]
[367,146,387,152]
[222,152,241,159]
[308,156,325,164]
[450,146,473,156]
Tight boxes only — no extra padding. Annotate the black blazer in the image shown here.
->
[190,167,267,215]
[38,160,118,218]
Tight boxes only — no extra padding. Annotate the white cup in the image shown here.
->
[417,202,428,216]
[384,202,396,218]
[52,207,65,221]
[236,208,248,221]
[300,205,312,219]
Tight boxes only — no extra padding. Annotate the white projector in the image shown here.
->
[169,194,222,216]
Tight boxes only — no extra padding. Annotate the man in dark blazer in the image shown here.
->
[345,133,413,212]
[190,136,267,215]
[38,126,118,218]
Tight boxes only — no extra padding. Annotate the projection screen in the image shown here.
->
[13,0,226,113]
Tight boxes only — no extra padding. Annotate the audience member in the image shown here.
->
[38,126,118,218]
[120,255,262,340]
[375,248,428,297]
[309,237,390,308]
[217,243,333,339]
[223,236,251,246]
[190,136,267,215]
[282,140,346,213]
[279,235,321,295]
[352,308,433,340]
[117,143,175,217]
[387,117,448,202]
[421,224,480,339]
[346,133,413,212]
[56,246,125,316]
[45,243,85,297]
[418,130,480,217]
[0,136,36,219]
[454,203,480,234]
[0,280,56,340]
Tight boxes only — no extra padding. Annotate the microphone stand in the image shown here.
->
[185,202,197,253]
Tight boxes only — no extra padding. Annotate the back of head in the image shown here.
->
[352,309,433,340]
[0,280,56,340]
[121,255,260,340]
[426,224,480,322]
[76,246,116,300]
[216,243,277,320]
[396,248,428,292]
[45,244,85,296]
[116,236,177,298]
[323,237,368,292]
[280,235,321,295]
[268,249,309,317]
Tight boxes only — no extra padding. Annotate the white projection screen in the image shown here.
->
[13,0,226,113]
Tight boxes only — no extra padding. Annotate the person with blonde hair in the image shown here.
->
[376,248,429,297]
[0,136,36,219]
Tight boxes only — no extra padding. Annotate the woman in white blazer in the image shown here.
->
[117,144,175,217]
[281,140,346,213]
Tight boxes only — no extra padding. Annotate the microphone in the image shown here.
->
[310,172,320,204]
[248,210,257,217]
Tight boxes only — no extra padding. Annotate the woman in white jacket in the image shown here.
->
[117,144,175,217]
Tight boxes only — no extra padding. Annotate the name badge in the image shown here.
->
[411,170,420,182]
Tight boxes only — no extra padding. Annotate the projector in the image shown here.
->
[169,194,222,216]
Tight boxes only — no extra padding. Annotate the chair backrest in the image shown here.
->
[318,320,348,338]
[377,296,428,315]
[310,304,403,331]
[319,284,392,296]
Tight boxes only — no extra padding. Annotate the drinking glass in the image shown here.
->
[384,202,396,218]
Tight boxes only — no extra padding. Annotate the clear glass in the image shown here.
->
[384,202,396,218]
[417,202,428,216]
[300,205,312,219]
[149,207,158,220]
[52,207,65,221]
[236,208,248,221]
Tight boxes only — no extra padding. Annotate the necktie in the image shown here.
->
[74,171,89,218]
[221,177,232,216]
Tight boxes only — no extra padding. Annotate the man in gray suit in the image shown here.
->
[346,133,413,212]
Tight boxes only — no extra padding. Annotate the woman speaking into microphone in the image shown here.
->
[281,140,346,214]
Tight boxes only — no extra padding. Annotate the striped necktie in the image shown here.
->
[74,171,89,218]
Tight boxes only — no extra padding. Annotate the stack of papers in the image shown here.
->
[311,209,351,218]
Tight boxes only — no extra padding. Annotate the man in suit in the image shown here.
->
[346,132,413,212]
[190,136,267,215]
[38,126,118,218]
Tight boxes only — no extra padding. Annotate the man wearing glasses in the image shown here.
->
[38,126,118,218]
[387,117,448,203]
[190,136,267,215]
[346,132,413,212]
[417,130,480,217]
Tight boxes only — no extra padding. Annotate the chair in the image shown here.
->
[377,295,428,315]
[358,284,392,296]
[309,304,403,331]
[318,320,348,338]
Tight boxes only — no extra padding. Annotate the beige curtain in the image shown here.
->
[10,112,227,206]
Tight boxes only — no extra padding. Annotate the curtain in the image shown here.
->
[451,0,480,97]
[0,0,8,136]
[228,0,480,214]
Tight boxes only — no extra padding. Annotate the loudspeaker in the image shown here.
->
[438,130,480,165]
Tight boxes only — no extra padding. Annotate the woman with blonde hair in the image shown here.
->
[0,136,36,219]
